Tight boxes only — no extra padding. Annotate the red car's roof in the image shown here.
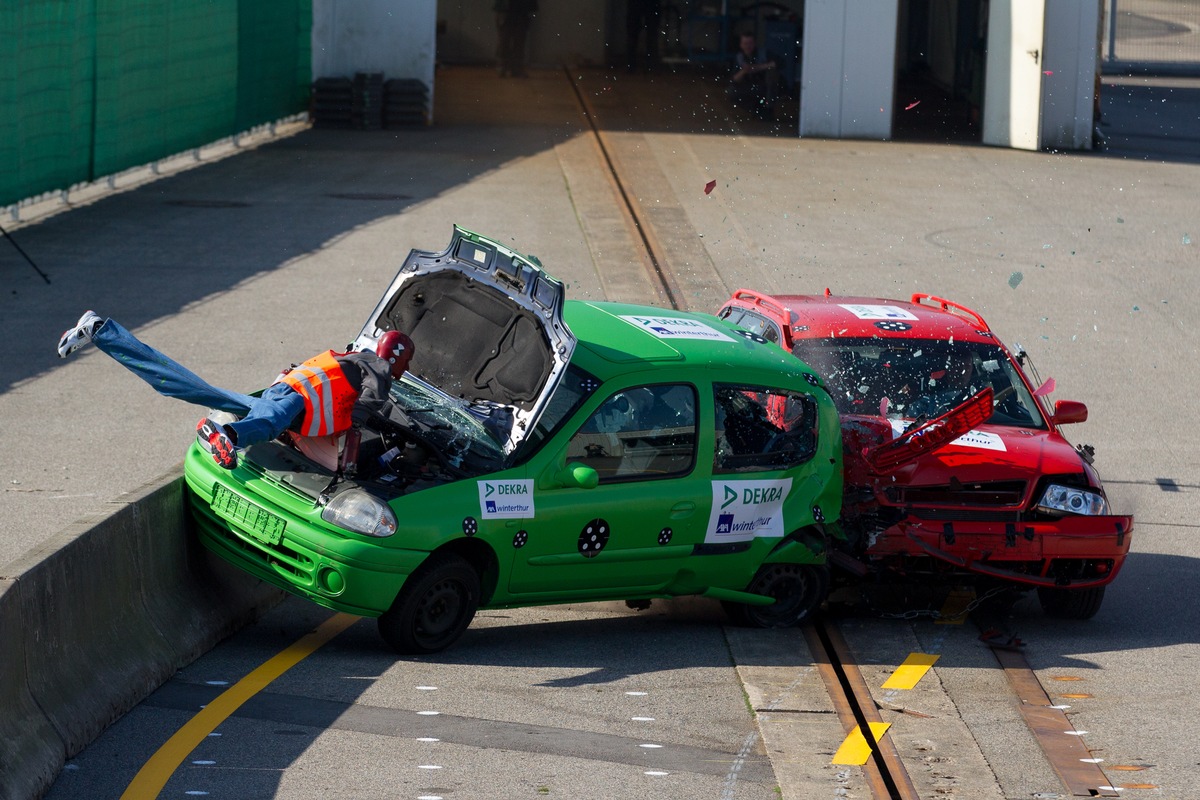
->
[728,290,998,344]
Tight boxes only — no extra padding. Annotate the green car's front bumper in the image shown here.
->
[184,445,427,617]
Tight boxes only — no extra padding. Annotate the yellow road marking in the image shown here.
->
[881,653,939,690]
[934,587,974,624]
[121,613,360,799]
[831,722,891,765]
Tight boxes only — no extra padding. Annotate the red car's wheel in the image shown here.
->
[378,553,481,654]
[1037,585,1105,620]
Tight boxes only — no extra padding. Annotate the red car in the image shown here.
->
[718,290,1132,619]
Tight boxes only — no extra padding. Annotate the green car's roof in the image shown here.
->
[565,300,820,386]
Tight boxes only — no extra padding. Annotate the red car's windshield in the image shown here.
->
[791,337,1046,429]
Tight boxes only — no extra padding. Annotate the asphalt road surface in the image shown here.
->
[8,65,1197,798]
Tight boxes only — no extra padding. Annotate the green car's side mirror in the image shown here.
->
[556,462,599,490]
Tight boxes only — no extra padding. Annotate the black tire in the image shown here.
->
[378,553,480,654]
[1037,585,1105,620]
[723,563,830,628]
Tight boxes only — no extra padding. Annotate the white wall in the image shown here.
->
[800,0,898,140]
[312,0,438,111]
[982,0,1045,149]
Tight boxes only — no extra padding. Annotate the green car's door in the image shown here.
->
[507,382,710,598]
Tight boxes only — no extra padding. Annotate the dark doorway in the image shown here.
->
[893,0,987,142]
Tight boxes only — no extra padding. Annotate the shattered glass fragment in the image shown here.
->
[1008,272,1024,289]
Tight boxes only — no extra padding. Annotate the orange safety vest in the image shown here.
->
[279,351,358,437]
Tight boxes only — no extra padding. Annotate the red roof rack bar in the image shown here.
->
[910,293,990,330]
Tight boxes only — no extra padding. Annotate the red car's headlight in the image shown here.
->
[1036,484,1108,516]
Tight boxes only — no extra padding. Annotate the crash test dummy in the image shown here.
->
[57,311,414,470]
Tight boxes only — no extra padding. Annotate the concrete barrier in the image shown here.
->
[0,470,281,800]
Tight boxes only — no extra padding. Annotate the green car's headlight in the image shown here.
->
[322,490,398,537]
[1036,484,1108,516]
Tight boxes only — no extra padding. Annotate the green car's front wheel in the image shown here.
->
[724,563,830,628]
[378,553,481,654]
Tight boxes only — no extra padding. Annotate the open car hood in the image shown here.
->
[353,226,576,453]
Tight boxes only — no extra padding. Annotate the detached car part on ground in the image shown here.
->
[719,289,1132,619]
[183,228,843,653]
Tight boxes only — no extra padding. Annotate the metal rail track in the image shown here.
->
[563,65,920,800]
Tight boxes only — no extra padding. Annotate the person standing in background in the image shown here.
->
[625,0,661,73]
[495,0,538,77]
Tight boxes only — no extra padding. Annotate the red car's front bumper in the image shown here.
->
[866,514,1133,588]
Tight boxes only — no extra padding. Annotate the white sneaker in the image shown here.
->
[57,311,103,358]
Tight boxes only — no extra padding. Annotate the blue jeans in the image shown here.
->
[93,318,305,446]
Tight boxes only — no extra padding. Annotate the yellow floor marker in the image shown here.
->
[122,613,360,799]
[881,652,940,690]
[831,722,892,765]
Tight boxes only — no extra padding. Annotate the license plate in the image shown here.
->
[212,484,287,546]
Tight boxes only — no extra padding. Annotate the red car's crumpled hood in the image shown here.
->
[881,423,1087,494]
[842,413,1090,502]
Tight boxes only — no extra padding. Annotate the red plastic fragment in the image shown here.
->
[704,180,717,195]
[1033,377,1056,397]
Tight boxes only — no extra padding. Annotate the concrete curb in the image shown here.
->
[0,470,281,800]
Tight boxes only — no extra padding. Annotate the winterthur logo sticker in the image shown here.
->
[706,479,792,543]
[619,315,732,341]
[478,479,535,519]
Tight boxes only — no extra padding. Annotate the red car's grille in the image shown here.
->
[907,507,1022,523]
[886,481,1027,507]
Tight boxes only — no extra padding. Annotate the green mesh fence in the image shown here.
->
[2,0,311,208]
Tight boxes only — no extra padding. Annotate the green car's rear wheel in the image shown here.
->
[378,553,481,654]
[724,562,830,628]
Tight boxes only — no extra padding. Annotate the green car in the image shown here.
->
[184,228,843,653]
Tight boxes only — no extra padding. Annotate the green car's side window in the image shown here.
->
[565,384,697,483]
[713,384,818,473]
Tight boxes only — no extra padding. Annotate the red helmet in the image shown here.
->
[376,330,414,379]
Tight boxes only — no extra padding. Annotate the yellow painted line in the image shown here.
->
[121,613,360,799]
[881,653,940,690]
[831,722,891,766]
[934,587,974,624]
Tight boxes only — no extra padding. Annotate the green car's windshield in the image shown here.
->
[791,337,1046,429]
[388,377,508,474]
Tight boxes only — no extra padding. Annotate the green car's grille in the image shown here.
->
[212,484,287,546]
[205,482,319,587]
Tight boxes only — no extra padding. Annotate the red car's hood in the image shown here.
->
[883,423,1087,487]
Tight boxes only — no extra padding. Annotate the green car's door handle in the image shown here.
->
[670,501,696,519]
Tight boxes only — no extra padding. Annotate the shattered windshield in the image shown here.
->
[388,377,507,474]
[792,337,1046,429]
[510,363,601,465]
